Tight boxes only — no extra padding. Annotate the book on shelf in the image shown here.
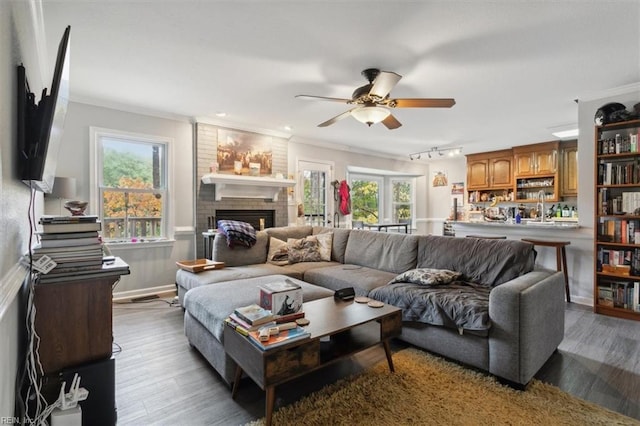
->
[247,326,311,351]
[39,221,102,233]
[228,312,276,332]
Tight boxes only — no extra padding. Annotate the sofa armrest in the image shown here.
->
[488,268,565,385]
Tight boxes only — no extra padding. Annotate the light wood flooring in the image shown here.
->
[112,301,640,425]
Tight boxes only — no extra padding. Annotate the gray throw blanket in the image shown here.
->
[217,220,257,248]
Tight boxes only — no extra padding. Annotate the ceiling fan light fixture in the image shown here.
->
[351,106,390,126]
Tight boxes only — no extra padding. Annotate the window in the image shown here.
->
[91,128,169,241]
[391,179,414,223]
[349,173,415,227]
[350,175,383,223]
[298,160,332,227]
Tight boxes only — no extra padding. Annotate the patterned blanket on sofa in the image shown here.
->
[369,281,491,334]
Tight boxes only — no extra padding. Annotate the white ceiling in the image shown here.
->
[38,1,640,158]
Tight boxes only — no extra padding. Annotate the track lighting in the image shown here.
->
[408,146,463,160]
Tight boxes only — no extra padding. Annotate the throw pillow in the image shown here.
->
[267,237,289,266]
[389,268,462,286]
[314,232,333,261]
[287,236,322,263]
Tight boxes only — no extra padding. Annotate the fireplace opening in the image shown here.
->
[211,209,275,231]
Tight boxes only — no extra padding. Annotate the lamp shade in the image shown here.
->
[351,106,390,126]
[50,177,77,199]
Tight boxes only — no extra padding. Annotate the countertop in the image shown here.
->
[451,219,580,229]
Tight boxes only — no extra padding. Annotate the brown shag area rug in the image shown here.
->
[247,348,638,426]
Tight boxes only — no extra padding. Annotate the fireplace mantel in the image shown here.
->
[201,173,295,201]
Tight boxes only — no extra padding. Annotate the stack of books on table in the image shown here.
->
[226,303,277,335]
[247,325,310,351]
[225,303,310,350]
[28,215,105,283]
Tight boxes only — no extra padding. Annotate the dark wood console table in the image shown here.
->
[32,258,129,426]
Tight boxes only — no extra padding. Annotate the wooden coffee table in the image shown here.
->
[223,297,402,426]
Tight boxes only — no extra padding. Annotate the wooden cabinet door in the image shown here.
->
[535,148,558,175]
[514,151,535,176]
[561,140,578,196]
[490,155,513,188]
[467,158,489,189]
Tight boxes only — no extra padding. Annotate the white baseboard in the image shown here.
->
[112,284,176,302]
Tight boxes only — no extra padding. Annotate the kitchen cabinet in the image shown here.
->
[466,149,513,190]
[561,140,578,197]
[513,141,559,202]
[513,141,559,177]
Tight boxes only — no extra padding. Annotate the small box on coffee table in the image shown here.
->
[259,279,302,316]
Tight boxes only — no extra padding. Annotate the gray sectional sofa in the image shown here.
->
[177,225,565,387]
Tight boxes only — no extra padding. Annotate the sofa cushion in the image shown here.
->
[267,237,289,266]
[176,264,287,292]
[182,275,334,342]
[212,231,269,266]
[287,236,323,263]
[303,264,397,296]
[313,227,351,263]
[389,268,462,286]
[265,225,312,242]
[344,231,418,273]
[416,236,535,287]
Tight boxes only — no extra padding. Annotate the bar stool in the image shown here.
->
[521,238,571,302]
[466,235,507,239]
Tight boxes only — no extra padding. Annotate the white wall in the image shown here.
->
[57,102,195,298]
[0,2,48,418]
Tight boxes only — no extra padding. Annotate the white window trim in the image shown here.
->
[297,159,334,227]
[348,173,385,223]
[390,177,416,226]
[89,126,175,244]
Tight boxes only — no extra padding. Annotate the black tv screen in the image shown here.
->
[19,25,70,193]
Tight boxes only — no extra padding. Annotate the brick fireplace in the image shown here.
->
[194,123,291,258]
[209,209,275,231]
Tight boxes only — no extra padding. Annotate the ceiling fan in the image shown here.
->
[295,68,455,129]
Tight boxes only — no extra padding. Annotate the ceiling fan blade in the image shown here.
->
[382,114,402,130]
[318,109,354,127]
[369,71,402,99]
[295,94,351,103]
[393,98,456,108]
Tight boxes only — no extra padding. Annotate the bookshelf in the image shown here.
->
[594,118,640,321]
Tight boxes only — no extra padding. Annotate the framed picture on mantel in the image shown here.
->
[216,129,273,176]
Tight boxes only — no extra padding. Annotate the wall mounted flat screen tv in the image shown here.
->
[18,25,70,193]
